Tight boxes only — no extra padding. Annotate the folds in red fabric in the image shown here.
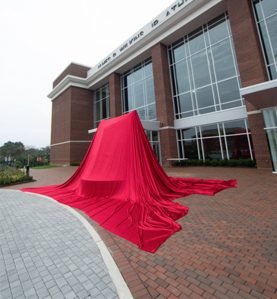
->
[21,111,236,252]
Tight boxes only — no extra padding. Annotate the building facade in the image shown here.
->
[48,0,277,173]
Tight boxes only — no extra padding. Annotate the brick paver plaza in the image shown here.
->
[2,166,277,298]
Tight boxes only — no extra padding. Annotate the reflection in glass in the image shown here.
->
[169,13,242,119]
[94,84,110,128]
[218,78,240,103]
[226,135,251,159]
[212,39,236,80]
[175,60,190,93]
[253,0,277,79]
[177,119,252,161]
[121,59,156,120]
[208,19,229,45]
[191,51,210,88]
[202,137,222,160]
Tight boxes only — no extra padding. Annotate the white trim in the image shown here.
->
[141,120,160,131]
[240,79,277,96]
[174,106,247,129]
[88,120,160,133]
[88,128,97,134]
[160,126,175,130]
[48,76,87,99]
[87,0,196,77]
[86,0,223,89]
[48,0,224,101]
[51,140,91,147]
[264,126,277,130]
[18,191,133,299]
[247,110,261,115]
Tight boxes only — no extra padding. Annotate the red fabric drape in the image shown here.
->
[22,111,236,252]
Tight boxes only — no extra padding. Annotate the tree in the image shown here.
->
[0,141,25,161]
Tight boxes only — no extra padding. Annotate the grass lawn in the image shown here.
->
[31,164,60,169]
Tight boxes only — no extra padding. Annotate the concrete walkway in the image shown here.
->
[0,189,132,299]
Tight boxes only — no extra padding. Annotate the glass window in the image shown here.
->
[201,124,219,137]
[169,13,242,119]
[202,137,222,160]
[182,127,197,139]
[226,135,251,159]
[189,30,205,54]
[218,78,241,103]
[183,140,199,159]
[177,119,253,161]
[94,84,110,128]
[224,120,247,135]
[196,86,215,113]
[191,51,210,88]
[260,0,277,17]
[175,60,190,94]
[144,61,153,77]
[172,43,186,63]
[147,104,156,120]
[212,39,236,80]
[208,18,229,45]
[146,78,155,104]
[179,93,193,115]
[121,59,156,120]
[134,82,144,108]
[253,0,277,79]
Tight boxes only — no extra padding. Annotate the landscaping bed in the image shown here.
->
[0,165,34,187]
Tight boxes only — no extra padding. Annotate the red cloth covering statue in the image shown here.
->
[22,111,236,252]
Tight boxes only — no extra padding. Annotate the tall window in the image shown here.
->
[168,13,243,119]
[263,107,277,171]
[121,59,161,162]
[94,84,110,128]
[253,0,277,79]
[177,119,253,161]
[121,59,156,120]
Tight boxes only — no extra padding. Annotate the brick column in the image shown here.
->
[152,43,178,166]
[50,87,93,165]
[226,0,267,88]
[109,73,122,117]
[247,111,272,169]
[227,0,272,169]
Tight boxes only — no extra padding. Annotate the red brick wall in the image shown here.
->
[53,63,90,88]
[152,43,178,165]
[247,113,272,169]
[50,143,70,165]
[109,73,122,117]
[226,0,268,89]
[50,86,93,164]
[51,88,72,145]
[70,87,93,140]
[227,0,273,169]
[152,43,175,127]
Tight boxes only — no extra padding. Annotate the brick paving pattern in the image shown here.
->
[88,167,277,299]
[2,166,277,298]
[0,190,118,299]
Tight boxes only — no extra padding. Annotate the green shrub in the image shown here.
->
[173,159,256,168]
[0,166,33,186]
[70,162,80,166]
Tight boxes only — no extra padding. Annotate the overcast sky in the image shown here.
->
[0,0,174,148]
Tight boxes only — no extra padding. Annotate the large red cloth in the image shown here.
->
[22,111,236,252]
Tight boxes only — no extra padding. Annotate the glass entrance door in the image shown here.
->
[263,107,277,173]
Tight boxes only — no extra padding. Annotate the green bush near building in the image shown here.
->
[0,166,33,186]
[173,159,256,168]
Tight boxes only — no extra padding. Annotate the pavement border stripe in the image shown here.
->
[1,189,133,299]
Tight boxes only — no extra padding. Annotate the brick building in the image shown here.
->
[48,0,277,173]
